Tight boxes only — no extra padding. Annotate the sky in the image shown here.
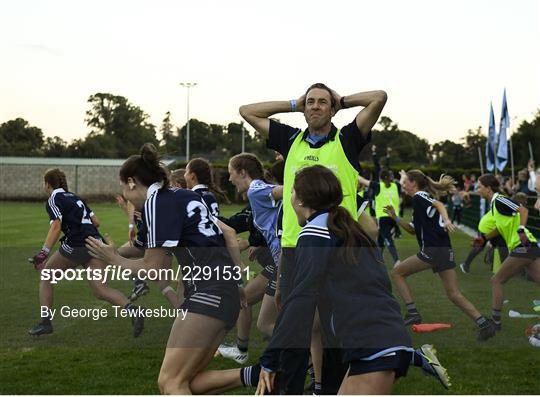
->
[1,0,539,145]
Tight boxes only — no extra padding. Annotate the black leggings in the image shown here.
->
[451,206,462,223]
[464,236,508,267]
[377,217,399,263]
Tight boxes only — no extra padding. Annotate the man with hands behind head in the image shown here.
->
[240,84,387,394]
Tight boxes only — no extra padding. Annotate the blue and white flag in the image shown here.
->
[497,89,509,172]
[486,103,497,172]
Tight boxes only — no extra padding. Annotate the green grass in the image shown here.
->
[0,201,538,394]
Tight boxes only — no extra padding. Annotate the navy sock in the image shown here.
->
[314,381,322,394]
[134,279,146,287]
[240,364,261,387]
[41,312,52,324]
[124,302,136,316]
[475,316,488,327]
[406,302,419,315]
[237,337,249,353]
[492,309,501,324]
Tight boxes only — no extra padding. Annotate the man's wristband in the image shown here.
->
[41,245,50,255]
[290,99,297,112]
[394,216,400,222]
[128,223,134,229]
[340,96,347,109]
[517,225,526,233]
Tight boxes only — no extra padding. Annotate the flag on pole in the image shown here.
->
[497,89,510,172]
[486,102,497,172]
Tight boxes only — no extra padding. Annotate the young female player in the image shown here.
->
[28,168,144,337]
[115,192,179,306]
[459,206,509,274]
[384,169,497,341]
[115,195,151,302]
[225,154,282,343]
[86,144,247,394]
[184,158,228,217]
[257,165,449,395]
[170,168,187,189]
[475,173,540,330]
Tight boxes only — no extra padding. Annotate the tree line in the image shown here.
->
[1,92,538,169]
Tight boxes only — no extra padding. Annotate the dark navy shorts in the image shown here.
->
[417,247,456,273]
[254,246,277,296]
[509,243,540,260]
[348,349,412,378]
[180,282,240,329]
[58,241,96,265]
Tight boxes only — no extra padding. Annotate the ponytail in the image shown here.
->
[406,169,455,198]
[327,206,379,265]
[120,143,169,188]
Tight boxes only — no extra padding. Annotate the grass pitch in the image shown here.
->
[0,201,538,394]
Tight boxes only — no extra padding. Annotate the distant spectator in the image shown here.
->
[451,187,464,224]
[502,176,513,196]
[462,174,472,192]
[470,174,478,191]
[514,168,536,196]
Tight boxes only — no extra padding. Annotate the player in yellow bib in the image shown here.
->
[358,168,402,267]
[240,83,387,394]
[476,174,540,331]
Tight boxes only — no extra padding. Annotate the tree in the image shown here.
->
[378,116,398,132]
[460,126,486,169]
[43,136,69,157]
[0,118,44,156]
[432,140,468,168]
[85,93,158,157]
[365,128,431,165]
[160,111,177,154]
[176,119,220,158]
[68,133,118,158]
[222,122,245,156]
[510,110,540,168]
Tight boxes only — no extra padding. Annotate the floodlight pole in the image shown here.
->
[179,82,197,161]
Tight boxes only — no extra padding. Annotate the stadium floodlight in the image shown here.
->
[179,82,197,161]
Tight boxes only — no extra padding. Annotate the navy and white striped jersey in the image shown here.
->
[247,179,282,265]
[492,194,520,216]
[411,191,452,249]
[142,183,234,286]
[45,188,100,246]
[261,211,411,370]
[192,184,220,218]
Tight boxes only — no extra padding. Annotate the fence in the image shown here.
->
[0,157,125,200]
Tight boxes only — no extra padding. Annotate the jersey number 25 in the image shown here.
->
[187,200,221,237]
